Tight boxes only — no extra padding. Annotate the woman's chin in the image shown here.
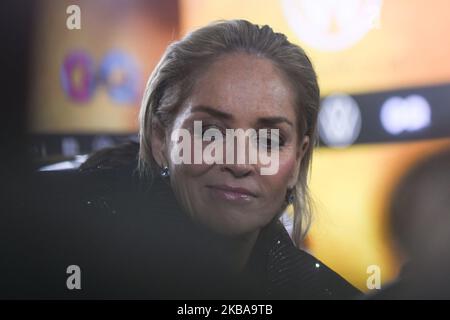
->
[195,215,262,238]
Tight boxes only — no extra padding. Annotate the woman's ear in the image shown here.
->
[288,135,310,189]
[150,119,168,168]
[299,135,310,158]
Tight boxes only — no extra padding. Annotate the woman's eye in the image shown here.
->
[202,125,223,141]
[259,137,278,149]
[257,131,284,150]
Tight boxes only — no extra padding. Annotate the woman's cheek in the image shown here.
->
[168,127,217,177]
[271,153,298,186]
[174,162,212,179]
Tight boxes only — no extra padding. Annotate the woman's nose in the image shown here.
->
[221,162,254,178]
[219,133,257,177]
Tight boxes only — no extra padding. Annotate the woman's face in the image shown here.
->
[152,53,309,237]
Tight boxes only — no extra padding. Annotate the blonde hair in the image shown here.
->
[138,19,320,247]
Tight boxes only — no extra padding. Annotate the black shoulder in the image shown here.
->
[31,148,142,219]
[31,142,178,221]
[79,141,140,171]
[265,221,362,299]
[294,249,362,299]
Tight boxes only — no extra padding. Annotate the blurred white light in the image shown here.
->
[380,94,431,135]
[92,135,115,151]
[62,137,80,157]
[40,155,88,171]
[280,211,294,238]
[281,0,383,51]
[319,93,362,148]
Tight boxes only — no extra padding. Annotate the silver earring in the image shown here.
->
[160,166,170,178]
[286,188,295,204]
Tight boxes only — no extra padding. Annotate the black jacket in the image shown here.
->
[4,144,361,299]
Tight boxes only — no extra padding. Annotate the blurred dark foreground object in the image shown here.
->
[370,147,450,299]
[4,143,248,299]
[2,142,360,299]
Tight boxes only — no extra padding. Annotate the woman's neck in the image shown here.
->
[207,229,261,274]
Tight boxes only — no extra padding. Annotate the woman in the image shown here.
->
[79,19,360,299]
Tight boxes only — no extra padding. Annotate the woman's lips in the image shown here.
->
[206,185,257,202]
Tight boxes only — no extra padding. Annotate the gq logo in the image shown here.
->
[60,50,141,104]
[380,94,431,135]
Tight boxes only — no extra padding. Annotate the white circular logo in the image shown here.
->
[318,93,362,147]
[380,95,431,135]
[281,0,383,51]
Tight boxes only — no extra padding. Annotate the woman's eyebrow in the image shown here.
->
[191,105,293,127]
[191,105,233,120]
[257,117,293,127]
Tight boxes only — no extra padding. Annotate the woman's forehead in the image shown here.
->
[193,53,290,92]
[186,54,297,121]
